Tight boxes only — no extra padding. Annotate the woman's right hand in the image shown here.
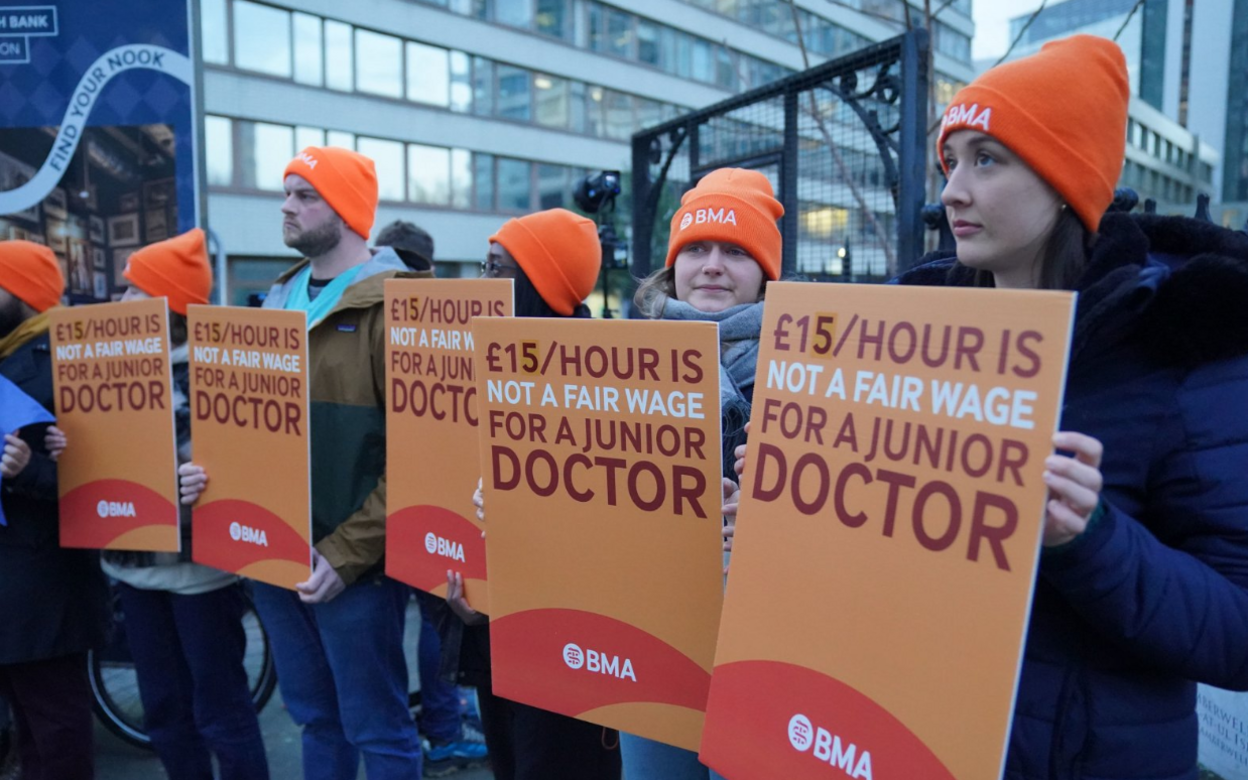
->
[44,426,67,462]
[446,570,487,626]
[178,462,208,505]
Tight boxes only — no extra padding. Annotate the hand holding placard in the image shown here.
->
[1,434,31,478]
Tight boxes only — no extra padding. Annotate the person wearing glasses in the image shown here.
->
[442,208,623,780]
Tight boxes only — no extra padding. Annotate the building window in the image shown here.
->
[355,29,403,98]
[473,153,495,210]
[603,90,634,141]
[536,0,571,38]
[293,13,324,86]
[451,149,473,208]
[407,41,450,107]
[408,144,452,205]
[242,121,294,191]
[497,65,532,121]
[295,126,325,151]
[326,130,355,149]
[534,74,570,129]
[496,0,534,29]
[497,158,532,210]
[205,115,233,186]
[606,8,635,59]
[358,137,406,201]
[325,20,354,92]
[473,57,495,116]
[201,0,229,65]
[538,164,571,209]
[450,52,473,113]
[233,1,291,78]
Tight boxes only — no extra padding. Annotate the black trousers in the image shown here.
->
[0,651,94,780]
[477,682,621,780]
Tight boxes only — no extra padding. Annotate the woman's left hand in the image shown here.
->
[446,570,486,626]
[1042,431,1104,547]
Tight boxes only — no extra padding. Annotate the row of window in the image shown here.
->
[676,0,971,64]
[205,115,595,214]
[1120,159,1198,206]
[202,0,694,141]
[1127,118,1213,181]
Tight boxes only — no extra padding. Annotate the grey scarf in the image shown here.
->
[660,298,762,478]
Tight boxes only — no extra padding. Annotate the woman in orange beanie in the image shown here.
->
[439,208,622,780]
[622,167,781,780]
[879,34,1248,778]
[50,228,271,780]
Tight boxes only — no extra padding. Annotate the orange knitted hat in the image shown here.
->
[283,146,379,239]
[0,240,63,312]
[666,168,784,280]
[937,34,1129,232]
[490,209,601,316]
[123,228,213,315]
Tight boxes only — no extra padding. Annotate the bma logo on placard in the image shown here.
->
[423,532,465,562]
[561,642,636,682]
[229,521,269,547]
[787,714,874,779]
[96,499,136,518]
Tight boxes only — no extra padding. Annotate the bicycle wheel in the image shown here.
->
[89,587,278,751]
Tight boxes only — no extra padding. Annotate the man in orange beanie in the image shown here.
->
[0,240,109,780]
[179,147,430,779]
[122,227,213,315]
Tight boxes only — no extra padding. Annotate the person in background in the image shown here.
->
[48,228,270,780]
[623,168,780,779]
[445,208,622,780]
[374,217,491,774]
[0,241,109,780]
[181,147,430,779]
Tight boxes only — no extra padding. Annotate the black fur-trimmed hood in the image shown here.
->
[898,212,1248,368]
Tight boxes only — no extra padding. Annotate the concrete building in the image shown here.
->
[198,0,976,302]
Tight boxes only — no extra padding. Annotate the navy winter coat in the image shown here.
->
[0,332,109,665]
[896,212,1248,780]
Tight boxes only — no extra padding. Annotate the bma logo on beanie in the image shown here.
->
[679,208,737,231]
[941,102,991,132]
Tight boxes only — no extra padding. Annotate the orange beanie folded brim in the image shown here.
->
[666,168,784,280]
[0,240,64,312]
[283,146,379,240]
[490,209,601,316]
[937,35,1129,232]
[123,228,213,315]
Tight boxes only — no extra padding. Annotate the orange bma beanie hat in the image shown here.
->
[0,240,63,312]
[665,168,784,280]
[490,209,601,316]
[123,228,213,315]
[283,146,379,239]
[937,34,1129,233]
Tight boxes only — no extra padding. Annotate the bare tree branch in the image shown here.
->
[1113,0,1147,40]
[785,0,897,272]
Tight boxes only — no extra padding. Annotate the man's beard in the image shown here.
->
[285,214,344,258]
[0,296,28,340]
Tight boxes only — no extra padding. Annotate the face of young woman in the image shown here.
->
[673,241,765,313]
[940,130,1064,289]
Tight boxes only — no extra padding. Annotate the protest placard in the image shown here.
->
[475,317,724,750]
[385,279,512,611]
[187,305,311,588]
[701,282,1075,779]
[50,298,178,550]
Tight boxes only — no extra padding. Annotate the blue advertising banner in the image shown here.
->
[0,0,198,302]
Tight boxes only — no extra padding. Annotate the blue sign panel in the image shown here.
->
[0,0,198,302]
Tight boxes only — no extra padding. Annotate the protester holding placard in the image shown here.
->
[49,229,271,780]
[181,148,430,779]
[621,168,780,779]
[0,242,108,780]
[443,208,622,780]
[727,34,1248,779]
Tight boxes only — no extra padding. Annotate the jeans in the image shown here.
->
[414,590,461,743]
[0,652,93,780]
[119,582,269,780]
[620,733,727,780]
[252,575,422,780]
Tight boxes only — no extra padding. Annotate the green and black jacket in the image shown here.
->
[264,248,431,585]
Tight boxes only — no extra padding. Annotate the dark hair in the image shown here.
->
[514,267,591,319]
[169,311,188,347]
[375,220,434,271]
[969,208,1094,290]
